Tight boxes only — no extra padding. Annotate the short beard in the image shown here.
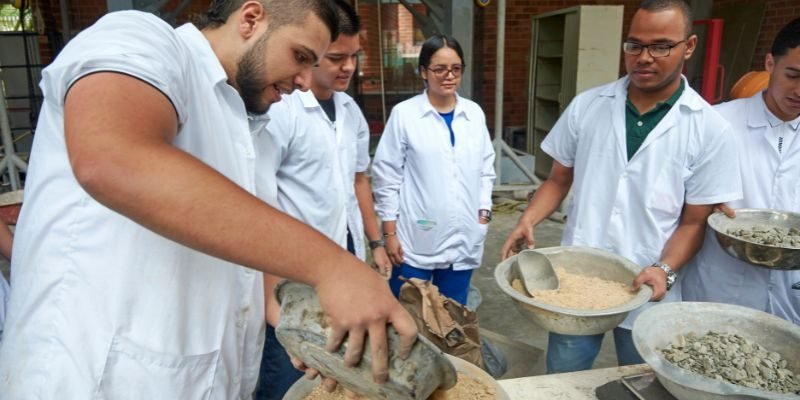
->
[236,31,271,115]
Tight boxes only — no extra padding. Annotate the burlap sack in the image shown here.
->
[398,278,484,369]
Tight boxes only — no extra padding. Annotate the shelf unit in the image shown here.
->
[527,6,623,179]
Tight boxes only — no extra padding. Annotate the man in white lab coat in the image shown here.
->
[502,0,742,373]
[0,1,416,398]
[683,17,800,325]
[253,3,391,398]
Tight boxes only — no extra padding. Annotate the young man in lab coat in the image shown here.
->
[253,3,391,398]
[682,18,800,325]
[502,0,742,373]
[0,1,417,398]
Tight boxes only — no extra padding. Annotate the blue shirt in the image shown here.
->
[439,110,455,146]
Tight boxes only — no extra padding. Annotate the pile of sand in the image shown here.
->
[304,372,496,400]
[511,267,635,310]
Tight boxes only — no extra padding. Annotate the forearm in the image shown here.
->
[382,220,397,235]
[659,204,714,272]
[519,178,571,227]
[355,173,382,241]
[74,142,356,288]
[0,224,12,260]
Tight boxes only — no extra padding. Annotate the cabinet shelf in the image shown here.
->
[526,5,623,179]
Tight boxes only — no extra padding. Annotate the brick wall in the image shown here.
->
[746,0,799,70]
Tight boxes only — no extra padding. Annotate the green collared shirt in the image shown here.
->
[625,80,685,160]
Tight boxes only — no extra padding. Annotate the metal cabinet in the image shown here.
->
[527,6,624,179]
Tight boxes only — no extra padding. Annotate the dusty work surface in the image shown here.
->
[499,364,652,399]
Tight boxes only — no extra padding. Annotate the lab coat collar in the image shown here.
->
[602,75,704,112]
[748,91,800,131]
[416,91,472,121]
[609,76,704,161]
[176,23,228,86]
[297,89,355,110]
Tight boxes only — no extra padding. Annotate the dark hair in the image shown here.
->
[334,0,360,36]
[639,0,693,37]
[197,0,339,42]
[771,17,800,58]
[418,34,465,75]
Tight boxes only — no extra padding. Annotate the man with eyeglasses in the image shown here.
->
[502,0,741,373]
[683,18,800,325]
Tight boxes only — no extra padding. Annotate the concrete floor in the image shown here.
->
[474,205,621,379]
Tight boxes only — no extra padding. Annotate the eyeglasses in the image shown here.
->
[424,64,465,79]
[623,40,686,58]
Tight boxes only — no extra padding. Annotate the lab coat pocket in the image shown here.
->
[95,335,219,400]
[410,219,441,255]
[473,222,490,246]
[645,163,684,222]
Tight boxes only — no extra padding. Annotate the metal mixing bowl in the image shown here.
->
[274,280,457,400]
[494,246,652,335]
[283,354,511,400]
[633,302,800,400]
[708,208,800,270]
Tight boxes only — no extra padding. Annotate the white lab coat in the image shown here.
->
[372,92,496,270]
[0,12,265,399]
[683,92,800,324]
[258,90,370,260]
[542,76,742,329]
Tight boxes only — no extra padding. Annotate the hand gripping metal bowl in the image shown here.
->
[633,302,800,400]
[274,280,457,400]
[708,208,800,270]
[494,246,652,335]
[283,354,511,400]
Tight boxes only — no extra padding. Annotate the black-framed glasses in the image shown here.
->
[424,64,465,79]
[623,40,686,58]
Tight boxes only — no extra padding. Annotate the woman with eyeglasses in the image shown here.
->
[372,35,496,305]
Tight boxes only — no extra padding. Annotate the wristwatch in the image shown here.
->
[652,262,676,291]
[369,239,385,250]
[479,209,492,222]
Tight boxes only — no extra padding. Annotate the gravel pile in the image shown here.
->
[659,331,800,394]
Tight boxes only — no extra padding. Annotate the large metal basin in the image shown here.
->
[274,280,457,400]
[494,246,652,335]
[708,208,800,270]
[633,302,800,400]
[283,354,511,400]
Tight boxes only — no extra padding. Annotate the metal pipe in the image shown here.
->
[0,91,25,190]
[502,140,541,185]
[59,0,71,44]
[492,0,506,184]
[377,0,387,124]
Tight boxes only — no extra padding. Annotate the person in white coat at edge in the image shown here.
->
[251,3,392,399]
[0,1,417,399]
[372,34,496,307]
[501,0,742,373]
[683,17,800,325]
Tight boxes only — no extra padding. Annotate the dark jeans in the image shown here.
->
[388,263,474,305]
[254,325,303,400]
[546,327,644,374]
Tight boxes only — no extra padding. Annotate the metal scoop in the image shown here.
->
[517,249,560,296]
